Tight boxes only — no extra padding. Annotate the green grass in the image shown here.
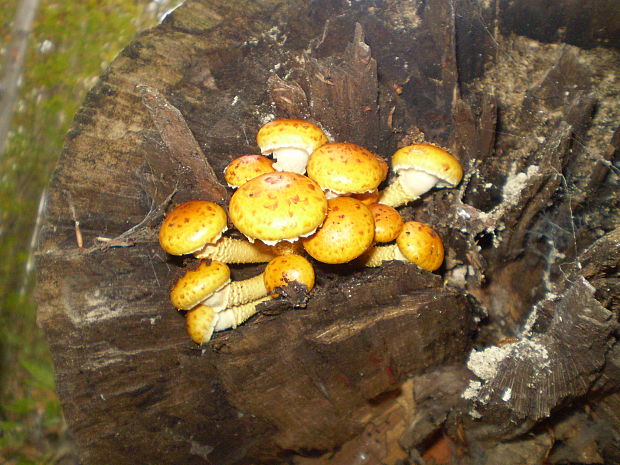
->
[0,1,173,462]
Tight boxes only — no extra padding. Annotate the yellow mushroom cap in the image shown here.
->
[302,197,375,264]
[307,143,388,195]
[263,254,315,297]
[186,304,217,345]
[391,144,463,187]
[256,119,327,155]
[228,172,328,244]
[224,154,275,189]
[170,261,231,310]
[159,200,227,255]
[396,221,444,272]
[368,203,404,243]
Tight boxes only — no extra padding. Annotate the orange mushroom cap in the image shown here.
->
[186,304,217,345]
[368,203,404,243]
[224,154,275,189]
[228,172,328,244]
[158,200,227,255]
[396,221,444,272]
[391,144,463,188]
[302,197,375,264]
[170,261,231,310]
[263,254,315,297]
[307,143,388,196]
[256,119,327,157]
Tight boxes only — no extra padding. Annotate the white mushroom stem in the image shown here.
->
[360,244,407,267]
[214,296,271,331]
[201,273,268,311]
[195,237,277,263]
[379,168,441,207]
[270,147,310,174]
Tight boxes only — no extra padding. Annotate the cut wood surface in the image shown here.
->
[35,0,619,464]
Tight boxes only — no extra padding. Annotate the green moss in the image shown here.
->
[0,0,170,461]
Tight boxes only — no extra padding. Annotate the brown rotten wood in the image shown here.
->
[35,0,620,464]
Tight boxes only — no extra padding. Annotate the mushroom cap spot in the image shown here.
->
[186,304,217,345]
[368,203,404,243]
[263,254,315,295]
[257,119,327,155]
[170,261,231,310]
[159,200,227,255]
[224,154,275,188]
[229,172,328,243]
[396,221,444,271]
[351,189,380,205]
[392,144,463,187]
[302,197,375,264]
[307,143,388,194]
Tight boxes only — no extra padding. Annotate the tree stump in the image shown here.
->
[36,1,619,464]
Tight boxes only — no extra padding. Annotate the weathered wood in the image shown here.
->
[35,0,620,463]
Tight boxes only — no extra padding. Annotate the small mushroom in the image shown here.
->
[306,142,388,199]
[186,304,218,345]
[361,221,444,271]
[263,254,315,297]
[159,200,227,256]
[170,261,267,311]
[228,172,328,245]
[256,119,328,174]
[379,144,463,207]
[170,260,231,311]
[302,197,375,264]
[224,154,275,189]
[368,203,404,243]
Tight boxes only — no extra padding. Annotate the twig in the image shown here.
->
[91,187,177,251]
[66,192,83,248]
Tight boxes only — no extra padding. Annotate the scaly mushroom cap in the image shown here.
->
[307,143,388,196]
[186,304,217,345]
[396,221,444,272]
[224,154,275,189]
[302,197,375,264]
[229,172,328,244]
[159,200,227,255]
[170,260,231,310]
[263,254,315,297]
[392,144,463,188]
[368,203,404,243]
[256,119,327,158]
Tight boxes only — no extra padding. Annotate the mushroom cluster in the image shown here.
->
[158,118,463,344]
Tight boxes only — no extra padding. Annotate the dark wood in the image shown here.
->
[35,0,619,463]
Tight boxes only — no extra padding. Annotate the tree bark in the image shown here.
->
[35,0,619,464]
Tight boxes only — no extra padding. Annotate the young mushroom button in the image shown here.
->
[379,144,463,208]
[256,119,328,174]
